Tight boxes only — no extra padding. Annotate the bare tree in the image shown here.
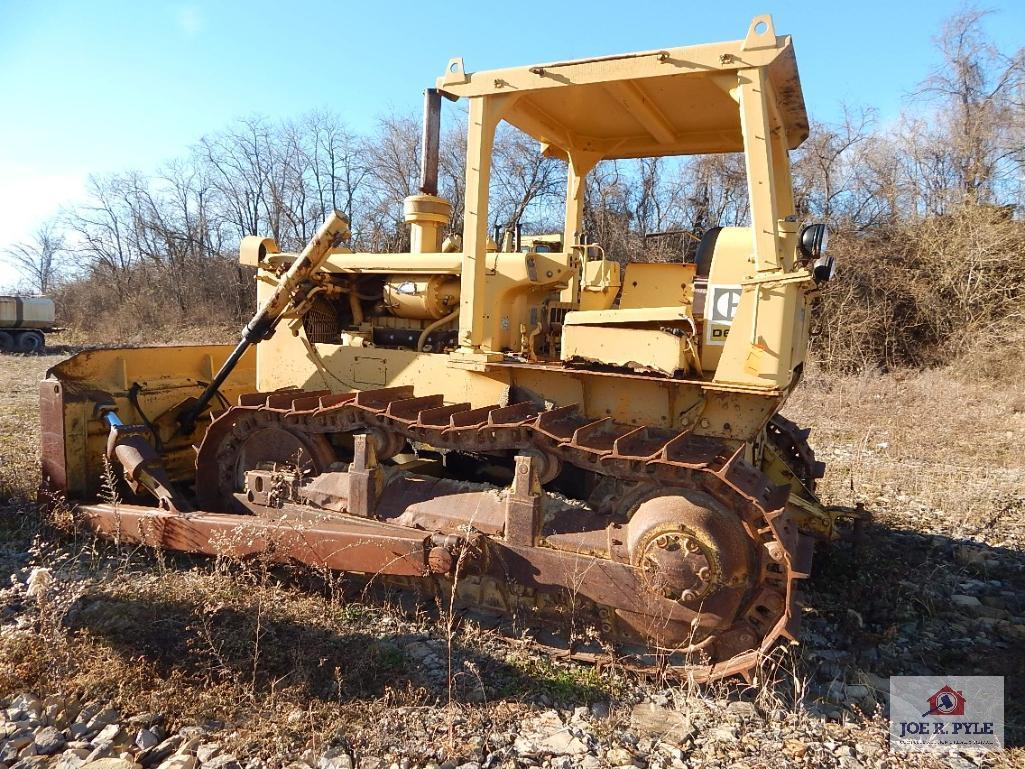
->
[679,153,749,232]
[489,125,565,237]
[303,111,371,229]
[3,220,65,293]
[357,113,421,251]
[198,116,278,242]
[439,124,467,236]
[583,160,632,260]
[66,174,141,300]
[914,7,1025,208]
[792,108,875,226]
[632,157,667,236]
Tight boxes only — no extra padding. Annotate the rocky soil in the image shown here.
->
[1,353,1023,768]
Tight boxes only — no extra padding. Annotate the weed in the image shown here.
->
[499,654,622,704]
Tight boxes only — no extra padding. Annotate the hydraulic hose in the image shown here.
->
[177,211,350,436]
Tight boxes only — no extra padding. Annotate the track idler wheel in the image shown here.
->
[620,493,755,651]
[195,418,337,512]
[366,425,407,461]
[236,426,335,479]
[519,448,562,484]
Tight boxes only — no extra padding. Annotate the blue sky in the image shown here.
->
[1,0,1023,283]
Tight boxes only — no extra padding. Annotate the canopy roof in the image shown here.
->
[436,16,808,159]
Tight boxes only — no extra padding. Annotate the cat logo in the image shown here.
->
[705,284,742,346]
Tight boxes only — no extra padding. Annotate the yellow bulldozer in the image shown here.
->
[40,16,846,681]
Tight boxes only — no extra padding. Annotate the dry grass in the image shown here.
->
[57,325,239,348]
[814,207,1025,372]
[0,350,63,506]
[784,359,1025,544]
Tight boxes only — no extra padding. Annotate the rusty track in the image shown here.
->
[178,386,815,682]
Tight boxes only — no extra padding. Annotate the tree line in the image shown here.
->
[4,8,1024,371]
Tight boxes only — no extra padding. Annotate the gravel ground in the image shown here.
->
[1,350,1022,768]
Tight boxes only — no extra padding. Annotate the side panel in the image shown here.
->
[562,324,698,378]
[256,335,778,439]
[713,281,802,388]
[618,263,695,309]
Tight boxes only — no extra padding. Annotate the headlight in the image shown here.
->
[798,223,834,282]
[813,253,836,282]
[799,223,828,260]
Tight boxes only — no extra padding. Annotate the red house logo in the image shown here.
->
[922,685,966,716]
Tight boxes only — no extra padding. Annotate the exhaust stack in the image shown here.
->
[404,87,451,253]
[419,88,442,196]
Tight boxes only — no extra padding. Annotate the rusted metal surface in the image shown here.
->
[38,379,68,494]
[762,413,858,542]
[104,420,192,513]
[346,434,381,517]
[63,383,815,682]
[185,385,812,680]
[504,455,542,546]
[80,502,450,577]
[79,501,695,625]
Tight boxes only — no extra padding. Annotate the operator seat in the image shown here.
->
[691,226,722,319]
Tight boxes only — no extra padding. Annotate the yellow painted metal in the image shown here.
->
[383,274,461,320]
[253,332,771,435]
[579,259,621,311]
[238,236,280,268]
[437,17,807,159]
[457,93,515,356]
[563,252,700,375]
[737,66,792,273]
[700,226,751,372]
[619,263,695,309]
[564,307,694,325]
[404,194,452,254]
[562,322,701,377]
[254,251,462,274]
[46,16,826,521]
[562,150,600,263]
[324,253,462,274]
[45,345,256,497]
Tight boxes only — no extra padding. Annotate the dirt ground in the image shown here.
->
[1,347,1022,768]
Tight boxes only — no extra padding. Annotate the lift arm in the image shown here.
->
[177,211,350,435]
